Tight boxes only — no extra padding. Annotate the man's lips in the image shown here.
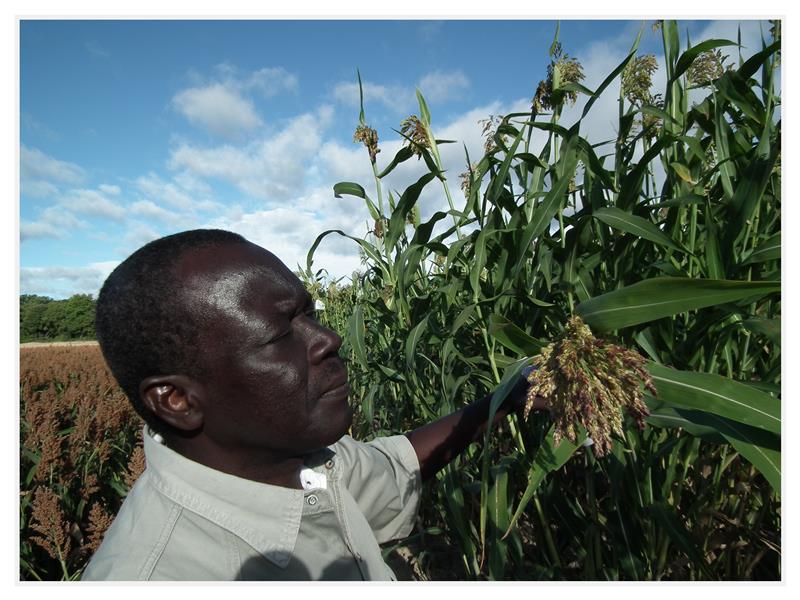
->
[320,370,350,399]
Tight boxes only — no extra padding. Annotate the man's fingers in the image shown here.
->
[531,394,548,411]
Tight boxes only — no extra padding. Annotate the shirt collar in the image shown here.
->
[141,426,305,568]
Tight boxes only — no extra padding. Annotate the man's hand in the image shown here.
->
[405,364,548,481]
[503,365,547,415]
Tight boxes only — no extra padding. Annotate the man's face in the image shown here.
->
[175,241,353,456]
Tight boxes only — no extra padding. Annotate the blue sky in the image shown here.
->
[19,18,775,298]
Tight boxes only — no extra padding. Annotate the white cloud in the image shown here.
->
[332,70,471,113]
[122,223,163,251]
[134,172,220,213]
[245,67,299,97]
[204,200,365,278]
[21,180,58,198]
[20,146,85,187]
[20,262,119,299]
[99,184,121,196]
[60,188,126,221]
[418,71,470,103]
[173,83,263,138]
[21,206,89,242]
[85,41,110,59]
[332,81,414,113]
[20,221,63,242]
[129,200,178,221]
[21,146,85,183]
[169,107,333,202]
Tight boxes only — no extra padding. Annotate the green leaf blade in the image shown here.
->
[576,277,779,332]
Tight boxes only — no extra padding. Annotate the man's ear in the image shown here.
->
[140,375,205,432]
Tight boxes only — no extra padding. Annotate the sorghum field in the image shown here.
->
[20,21,780,581]
[20,344,145,581]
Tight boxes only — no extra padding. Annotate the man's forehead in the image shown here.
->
[174,241,305,314]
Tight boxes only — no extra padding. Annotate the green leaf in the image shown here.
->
[480,357,531,560]
[670,39,737,84]
[385,172,437,251]
[356,69,366,125]
[416,88,431,126]
[469,229,488,300]
[377,146,415,178]
[724,142,779,253]
[704,204,725,279]
[333,181,367,199]
[649,502,714,579]
[617,135,675,210]
[593,207,686,254]
[487,461,512,579]
[515,152,548,171]
[741,232,780,265]
[348,305,368,370]
[669,161,696,184]
[666,407,781,493]
[333,181,381,220]
[646,361,780,434]
[740,317,781,346]
[503,426,584,538]
[644,400,726,443]
[640,104,680,128]
[580,48,638,120]
[488,314,547,355]
[307,229,389,280]
[487,126,526,204]
[405,315,430,372]
[576,277,779,332]
[513,148,580,281]
[644,195,705,210]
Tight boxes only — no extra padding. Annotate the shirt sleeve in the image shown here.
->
[333,434,422,544]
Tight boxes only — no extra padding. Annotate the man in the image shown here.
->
[82,229,543,581]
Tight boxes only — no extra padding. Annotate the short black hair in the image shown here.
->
[95,229,247,432]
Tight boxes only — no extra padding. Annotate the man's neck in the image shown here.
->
[162,433,307,489]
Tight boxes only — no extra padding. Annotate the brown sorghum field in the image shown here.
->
[19,344,145,581]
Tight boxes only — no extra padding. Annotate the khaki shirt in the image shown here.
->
[81,427,422,581]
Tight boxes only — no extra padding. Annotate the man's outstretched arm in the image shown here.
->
[404,372,546,481]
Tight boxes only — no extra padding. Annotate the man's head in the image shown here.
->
[96,229,353,458]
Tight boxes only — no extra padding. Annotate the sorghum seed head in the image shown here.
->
[524,315,654,457]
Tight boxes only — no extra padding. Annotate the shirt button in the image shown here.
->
[324,459,334,470]
[306,495,318,506]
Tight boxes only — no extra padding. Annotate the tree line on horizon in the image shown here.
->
[20,294,96,343]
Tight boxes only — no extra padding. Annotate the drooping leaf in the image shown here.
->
[333,181,381,220]
[405,315,430,371]
[663,406,781,493]
[377,145,415,178]
[348,304,368,369]
[385,172,437,250]
[503,426,584,538]
[740,317,781,346]
[670,39,737,84]
[488,314,547,355]
[646,361,780,434]
[741,232,780,265]
[593,207,686,254]
[576,277,779,332]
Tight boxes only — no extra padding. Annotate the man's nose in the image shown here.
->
[308,322,343,364]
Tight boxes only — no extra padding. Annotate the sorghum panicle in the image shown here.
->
[524,316,654,457]
[399,115,429,158]
[353,125,381,164]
